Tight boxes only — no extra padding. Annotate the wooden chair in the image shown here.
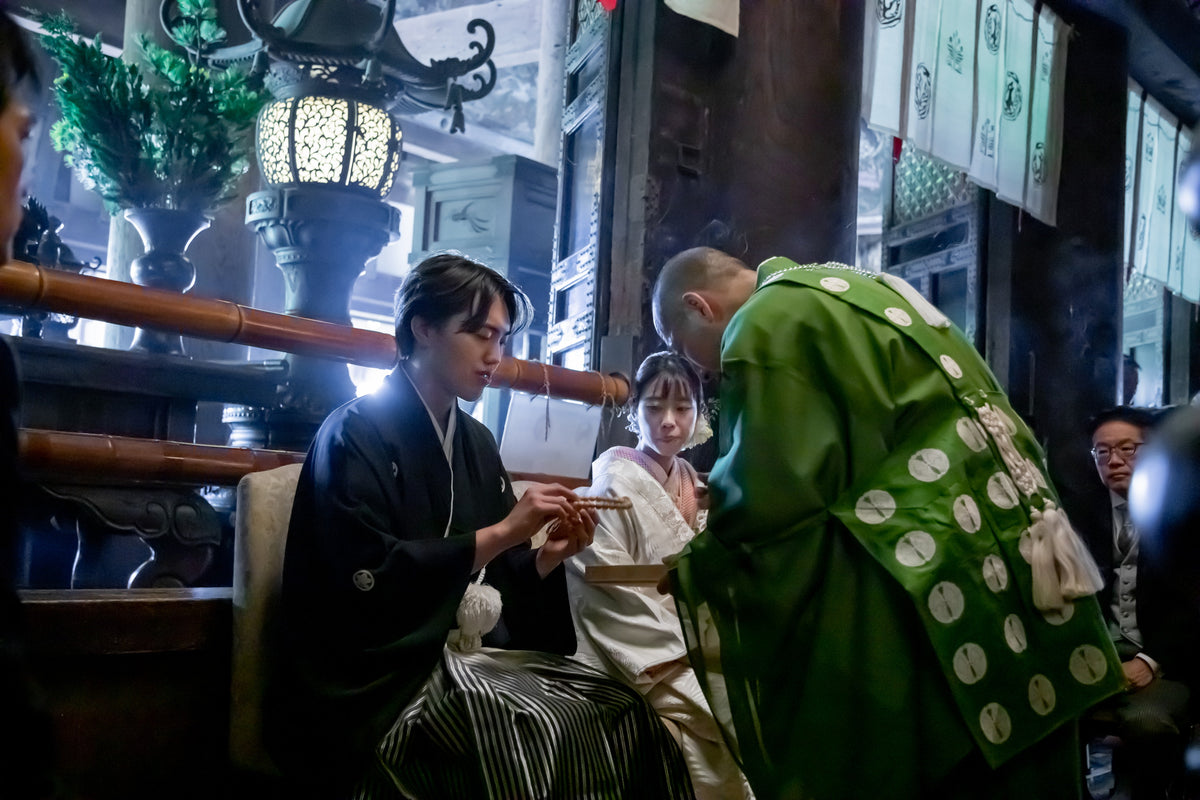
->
[229,462,303,778]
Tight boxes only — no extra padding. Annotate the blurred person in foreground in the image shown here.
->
[0,8,56,798]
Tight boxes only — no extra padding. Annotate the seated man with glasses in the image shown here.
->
[1083,406,1200,799]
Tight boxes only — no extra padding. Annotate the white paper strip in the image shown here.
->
[905,0,942,152]
[1023,6,1066,225]
[865,0,912,137]
[1133,99,1160,276]
[929,0,978,170]
[1124,84,1144,270]
[969,1,1006,190]
[664,0,739,37]
[1152,111,1179,290]
[499,393,601,480]
[996,0,1035,206]
[1174,129,1197,301]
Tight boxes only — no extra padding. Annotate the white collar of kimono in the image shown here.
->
[398,364,457,462]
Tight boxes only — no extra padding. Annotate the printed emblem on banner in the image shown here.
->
[1125,156,1133,191]
[1002,72,1023,121]
[914,64,932,119]
[946,31,965,74]
[1156,185,1168,215]
[979,119,996,158]
[1040,47,1052,82]
[1136,215,1147,251]
[1145,133,1155,161]
[1173,247,1184,279]
[984,5,1002,54]
[1031,143,1046,185]
[876,0,903,27]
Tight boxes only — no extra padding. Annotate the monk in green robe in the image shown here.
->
[652,248,1125,800]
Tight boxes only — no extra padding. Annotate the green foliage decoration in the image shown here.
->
[35,1,268,215]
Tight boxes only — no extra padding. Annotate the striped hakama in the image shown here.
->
[356,647,695,800]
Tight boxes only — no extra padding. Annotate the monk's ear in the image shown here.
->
[682,291,715,322]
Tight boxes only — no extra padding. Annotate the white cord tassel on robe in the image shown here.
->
[1028,501,1105,611]
[451,580,502,652]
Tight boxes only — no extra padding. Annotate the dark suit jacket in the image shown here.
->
[1079,497,1200,692]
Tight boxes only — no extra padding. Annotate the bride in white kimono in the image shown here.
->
[567,352,753,800]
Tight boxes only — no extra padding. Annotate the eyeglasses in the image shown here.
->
[1090,442,1143,463]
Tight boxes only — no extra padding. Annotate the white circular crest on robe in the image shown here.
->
[885,307,913,327]
[352,569,375,592]
[1069,644,1110,685]
[819,276,850,293]
[1018,529,1033,563]
[1003,614,1028,653]
[895,531,937,567]
[929,581,966,624]
[940,354,964,379]
[1028,675,1056,716]
[953,643,988,684]
[953,495,982,533]
[956,418,989,452]
[982,554,1009,592]
[908,448,950,482]
[1041,603,1075,626]
[979,703,1013,744]
[856,490,897,524]
[986,472,1019,509]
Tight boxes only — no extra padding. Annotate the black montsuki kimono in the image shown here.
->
[267,371,693,800]
[265,370,576,791]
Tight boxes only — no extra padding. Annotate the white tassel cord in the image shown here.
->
[1028,502,1104,612]
[452,580,502,652]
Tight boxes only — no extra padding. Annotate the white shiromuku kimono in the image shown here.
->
[567,447,753,800]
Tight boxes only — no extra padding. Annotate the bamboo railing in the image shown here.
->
[0,260,629,406]
[3,258,620,489]
[17,429,589,489]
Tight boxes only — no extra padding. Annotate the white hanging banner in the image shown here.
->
[663,0,739,37]
[929,0,978,170]
[905,0,942,152]
[1022,6,1067,225]
[865,0,912,137]
[1133,99,1160,276]
[1186,220,1200,304]
[1152,111,1179,290]
[1174,129,1198,302]
[995,0,1035,206]
[1124,84,1144,271]
[969,1,1006,190]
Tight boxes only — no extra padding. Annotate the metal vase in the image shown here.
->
[124,208,211,356]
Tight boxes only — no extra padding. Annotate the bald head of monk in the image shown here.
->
[652,247,758,374]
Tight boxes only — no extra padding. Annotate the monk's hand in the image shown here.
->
[656,553,680,595]
[1122,658,1154,691]
[536,506,597,577]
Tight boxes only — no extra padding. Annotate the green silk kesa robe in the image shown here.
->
[670,259,1123,799]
